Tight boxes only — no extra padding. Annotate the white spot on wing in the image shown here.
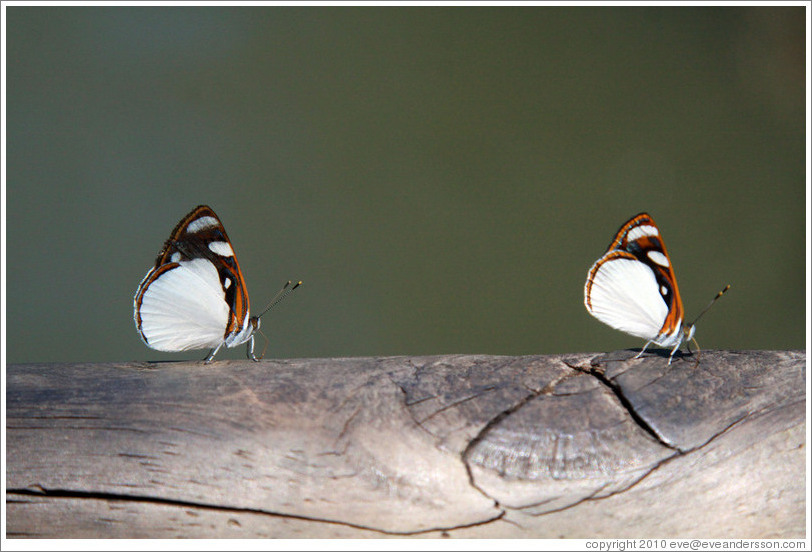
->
[661,285,668,296]
[208,241,234,257]
[224,277,232,289]
[187,216,219,234]
[627,225,659,242]
[647,250,670,267]
[171,252,181,263]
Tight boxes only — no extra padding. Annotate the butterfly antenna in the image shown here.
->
[689,284,731,326]
[255,280,303,320]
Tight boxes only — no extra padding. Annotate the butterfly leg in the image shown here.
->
[204,343,224,364]
[633,340,654,359]
[687,336,701,368]
[246,335,261,362]
[667,341,683,365]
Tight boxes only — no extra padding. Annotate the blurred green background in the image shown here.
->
[4,6,807,364]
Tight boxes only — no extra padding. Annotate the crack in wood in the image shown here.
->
[460,393,539,507]
[415,385,499,425]
[519,482,613,516]
[5,487,506,536]
[335,405,362,443]
[521,388,801,516]
[459,359,683,520]
[457,361,591,512]
[386,371,509,529]
[562,358,677,450]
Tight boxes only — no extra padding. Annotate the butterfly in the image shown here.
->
[584,212,728,364]
[133,205,300,362]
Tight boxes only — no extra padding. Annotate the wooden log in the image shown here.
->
[5,350,806,538]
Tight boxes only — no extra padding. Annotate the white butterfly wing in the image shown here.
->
[585,256,668,342]
[136,258,230,352]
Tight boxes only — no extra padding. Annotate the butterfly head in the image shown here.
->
[244,280,302,361]
[680,284,730,365]
[683,322,696,345]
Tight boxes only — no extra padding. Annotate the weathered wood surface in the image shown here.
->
[5,350,806,538]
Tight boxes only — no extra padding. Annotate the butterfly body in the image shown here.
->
[134,205,259,361]
[584,213,695,363]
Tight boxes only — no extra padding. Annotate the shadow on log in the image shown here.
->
[5,350,806,538]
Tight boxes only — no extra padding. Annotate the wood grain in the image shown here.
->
[5,350,806,538]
